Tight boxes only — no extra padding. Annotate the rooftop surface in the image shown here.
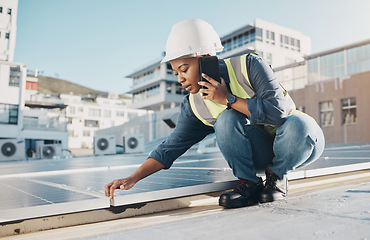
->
[80,176,370,240]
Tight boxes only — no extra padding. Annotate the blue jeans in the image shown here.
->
[214,110,325,182]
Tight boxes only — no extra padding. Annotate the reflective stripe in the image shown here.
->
[241,54,253,92]
[230,54,256,98]
[224,58,250,99]
[189,93,215,127]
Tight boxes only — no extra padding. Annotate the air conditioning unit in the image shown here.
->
[94,135,116,155]
[36,141,62,159]
[123,134,144,154]
[0,139,26,161]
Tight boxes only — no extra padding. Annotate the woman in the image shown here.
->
[105,19,325,208]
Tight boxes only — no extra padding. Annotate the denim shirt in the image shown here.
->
[149,54,286,169]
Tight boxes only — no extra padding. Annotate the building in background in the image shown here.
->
[0,0,29,161]
[127,19,311,112]
[218,19,311,67]
[274,39,370,144]
[0,0,17,62]
[123,19,370,146]
[60,93,148,151]
[0,60,26,139]
[126,60,186,112]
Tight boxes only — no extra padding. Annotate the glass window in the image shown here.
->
[275,64,307,91]
[284,36,289,44]
[83,130,90,137]
[347,43,370,75]
[256,28,263,41]
[0,103,18,124]
[0,7,2,13]
[271,32,275,41]
[296,40,301,52]
[250,30,255,42]
[7,8,11,15]
[147,84,160,97]
[256,28,262,37]
[166,83,173,93]
[166,63,174,74]
[88,108,101,117]
[307,58,319,83]
[84,120,99,128]
[341,98,357,124]
[265,30,275,45]
[128,112,138,119]
[103,110,111,118]
[133,67,160,87]
[265,53,272,65]
[224,39,232,52]
[320,51,345,81]
[291,38,295,46]
[9,66,21,87]
[116,111,125,117]
[319,101,334,126]
[68,106,76,115]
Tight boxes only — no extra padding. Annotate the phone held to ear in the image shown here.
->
[199,56,221,96]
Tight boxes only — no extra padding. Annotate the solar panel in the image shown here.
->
[0,143,369,223]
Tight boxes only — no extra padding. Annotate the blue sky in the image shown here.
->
[14,0,370,94]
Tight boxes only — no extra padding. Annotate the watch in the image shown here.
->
[226,94,236,110]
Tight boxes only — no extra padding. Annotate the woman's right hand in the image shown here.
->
[104,177,136,199]
[104,158,165,199]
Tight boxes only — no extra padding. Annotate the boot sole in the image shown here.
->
[259,194,286,203]
[219,198,258,209]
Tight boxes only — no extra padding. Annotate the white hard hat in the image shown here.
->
[161,19,224,63]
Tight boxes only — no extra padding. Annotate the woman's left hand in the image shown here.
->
[198,73,229,105]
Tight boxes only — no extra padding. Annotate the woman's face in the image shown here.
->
[170,57,201,94]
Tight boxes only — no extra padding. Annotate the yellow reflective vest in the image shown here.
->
[189,53,299,135]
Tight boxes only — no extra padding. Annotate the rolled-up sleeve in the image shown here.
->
[246,54,286,127]
[148,95,214,169]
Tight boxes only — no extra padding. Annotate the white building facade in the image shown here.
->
[0,0,17,62]
[60,93,148,149]
[0,60,26,139]
[218,19,311,68]
[127,60,186,111]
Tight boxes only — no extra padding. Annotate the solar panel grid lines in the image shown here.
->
[0,143,369,224]
[0,178,98,211]
[25,178,104,198]
[0,154,234,213]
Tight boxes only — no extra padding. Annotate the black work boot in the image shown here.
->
[260,169,287,203]
[219,177,263,209]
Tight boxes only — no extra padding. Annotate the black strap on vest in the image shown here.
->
[219,59,232,93]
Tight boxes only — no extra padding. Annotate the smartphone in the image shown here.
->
[199,56,221,96]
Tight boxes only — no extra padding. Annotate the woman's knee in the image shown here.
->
[277,114,315,139]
